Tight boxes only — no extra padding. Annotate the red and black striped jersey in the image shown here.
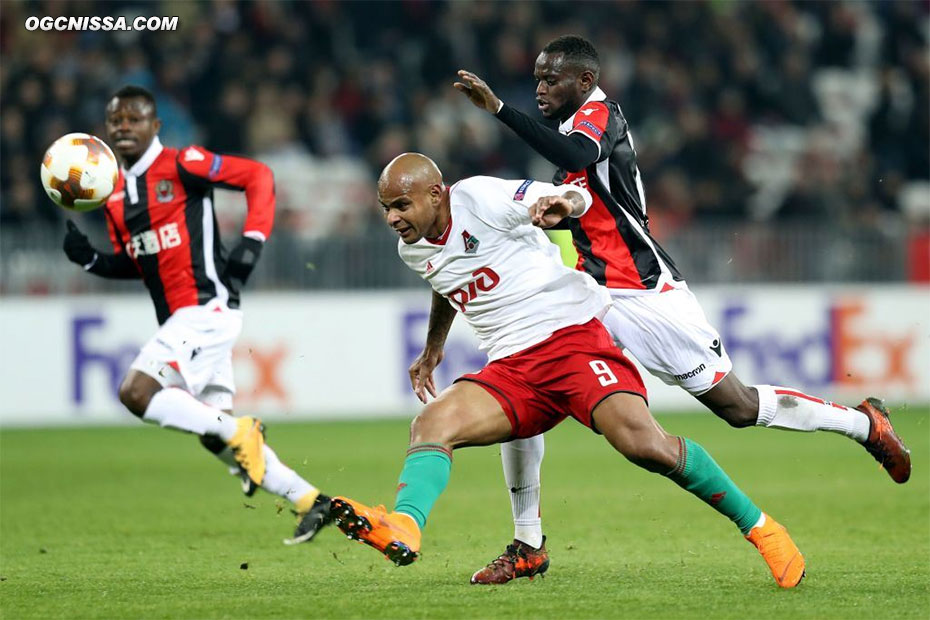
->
[554,88,682,292]
[103,137,275,324]
[497,88,683,293]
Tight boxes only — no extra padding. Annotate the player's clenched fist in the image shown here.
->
[454,70,502,114]
[529,191,586,228]
[63,220,97,266]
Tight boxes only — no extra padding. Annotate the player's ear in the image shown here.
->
[152,117,162,134]
[578,70,595,93]
[429,183,444,204]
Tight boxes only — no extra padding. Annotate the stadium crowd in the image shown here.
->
[1,0,928,282]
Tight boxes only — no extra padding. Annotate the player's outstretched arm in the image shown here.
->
[454,70,599,172]
[409,291,457,403]
[62,220,138,279]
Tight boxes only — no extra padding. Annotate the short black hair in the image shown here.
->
[109,85,157,114]
[542,35,600,81]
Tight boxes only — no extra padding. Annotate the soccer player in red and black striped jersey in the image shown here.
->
[62,86,332,544]
[442,35,911,583]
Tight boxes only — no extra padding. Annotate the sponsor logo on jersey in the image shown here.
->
[126,222,182,258]
[155,179,174,203]
[426,260,434,274]
[208,154,223,179]
[513,179,533,200]
[447,266,500,312]
[710,339,723,357]
[183,147,205,161]
[579,107,597,116]
[674,363,706,382]
[577,120,603,137]
[462,230,480,254]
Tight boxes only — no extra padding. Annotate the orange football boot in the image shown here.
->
[331,497,421,566]
[856,398,911,483]
[745,513,805,588]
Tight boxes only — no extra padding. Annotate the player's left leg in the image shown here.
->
[197,383,333,545]
[470,436,549,585]
[331,381,513,565]
[697,374,911,483]
[501,436,544,548]
[591,393,805,588]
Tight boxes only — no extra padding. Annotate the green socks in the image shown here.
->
[393,443,453,528]
[666,437,762,535]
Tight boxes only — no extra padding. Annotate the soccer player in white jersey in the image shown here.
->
[451,35,912,583]
[329,152,806,588]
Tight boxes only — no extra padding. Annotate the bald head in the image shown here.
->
[378,152,443,198]
[377,153,450,244]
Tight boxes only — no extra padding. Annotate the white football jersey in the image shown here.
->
[398,176,611,360]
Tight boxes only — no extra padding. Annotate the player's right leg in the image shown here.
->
[591,392,805,588]
[331,381,513,566]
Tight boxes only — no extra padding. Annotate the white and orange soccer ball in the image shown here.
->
[40,133,118,211]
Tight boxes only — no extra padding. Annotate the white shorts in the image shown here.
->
[600,284,732,395]
[129,304,243,410]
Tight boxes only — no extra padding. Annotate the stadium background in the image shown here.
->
[1,2,928,618]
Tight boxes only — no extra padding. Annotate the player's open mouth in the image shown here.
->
[395,226,411,236]
[537,101,549,112]
[115,138,137,148]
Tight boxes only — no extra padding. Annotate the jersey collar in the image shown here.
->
[425,215,453,245]
[122,136,163,177]
[558,87,607,134]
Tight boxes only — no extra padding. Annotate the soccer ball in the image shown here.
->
[40,133,119,211]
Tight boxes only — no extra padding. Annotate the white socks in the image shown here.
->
[143,387,238,440]
[260,445,317,505]
[144,388,316,506]
[501,435,544,549]
[754,385,870,442]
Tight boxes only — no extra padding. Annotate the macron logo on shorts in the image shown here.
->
[513,179,533,200]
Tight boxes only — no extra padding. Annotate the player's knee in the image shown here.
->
[619,433,678,474]
[118,376,154,417]
[713,391,758,428]
[410,402,460,445]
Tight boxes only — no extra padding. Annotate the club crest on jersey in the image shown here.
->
[461,230,479,254]
[156,180,174,203]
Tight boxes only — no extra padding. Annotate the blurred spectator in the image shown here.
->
[1,0,927,290]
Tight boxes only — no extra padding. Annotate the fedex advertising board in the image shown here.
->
[0,286,927,427]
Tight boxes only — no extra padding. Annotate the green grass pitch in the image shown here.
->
[2,407,928,619]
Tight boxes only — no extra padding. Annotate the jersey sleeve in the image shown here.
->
[176,146,275,240]
[568,101,611,152]
[457,177,592,231]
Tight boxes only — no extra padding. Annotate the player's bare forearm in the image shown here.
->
[530,189,591,228]
[425,290,456,352]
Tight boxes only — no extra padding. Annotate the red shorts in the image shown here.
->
[457,319,647,439]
